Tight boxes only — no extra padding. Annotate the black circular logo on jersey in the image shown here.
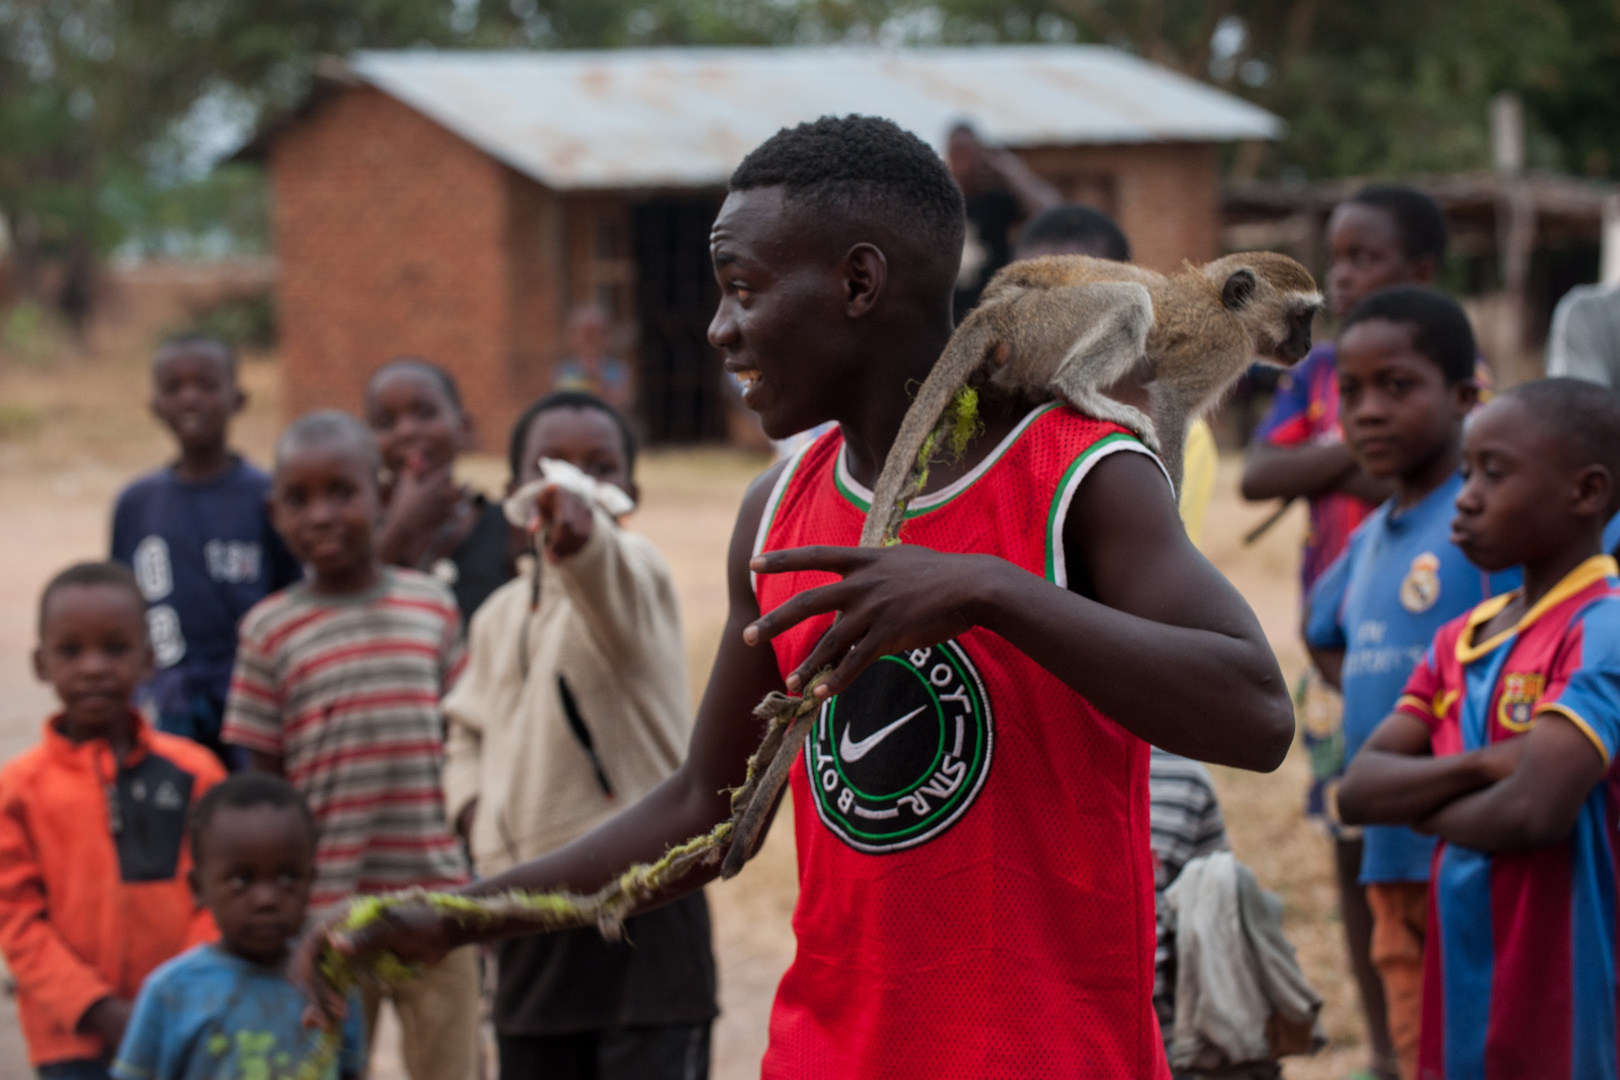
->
[806,640,993,853]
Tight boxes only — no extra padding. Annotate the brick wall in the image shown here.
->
[271,86,527,450]
[1018,142,1221,273]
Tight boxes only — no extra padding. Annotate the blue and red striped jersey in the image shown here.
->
[1396,555,1620,1079]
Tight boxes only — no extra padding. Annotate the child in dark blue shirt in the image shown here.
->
[110,336,300,766]
[1305,287,1517,1079]
[112,773,365,1080]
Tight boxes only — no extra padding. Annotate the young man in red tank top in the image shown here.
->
[297,116,1294,1079]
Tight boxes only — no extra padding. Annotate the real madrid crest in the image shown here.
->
[1400,552,1442,614]
[805,639,993,854]
[1496,672,1545,733]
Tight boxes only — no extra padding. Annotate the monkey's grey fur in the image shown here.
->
[858,252,1324,549]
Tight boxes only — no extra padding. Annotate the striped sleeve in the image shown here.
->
[440,607,466,695]
[1536,598,1620,768]
[1395,638,1446,731]
[223,606,285,755]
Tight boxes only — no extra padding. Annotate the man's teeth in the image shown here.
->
[736,369,761,388]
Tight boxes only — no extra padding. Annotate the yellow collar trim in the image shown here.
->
[1456,555,1619,664]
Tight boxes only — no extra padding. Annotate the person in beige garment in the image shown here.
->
[442,390,717,1080]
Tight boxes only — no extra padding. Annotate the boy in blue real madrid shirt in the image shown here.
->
[1304,287,1517,1080]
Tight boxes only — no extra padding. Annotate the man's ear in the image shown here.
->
[32,645,46,683]
[1409,255,1439,285]
[232,386,248,415]
[625,479,641,508]
[844,243,888,318]
[187,866,201,899]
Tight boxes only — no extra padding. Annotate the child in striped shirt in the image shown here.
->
[222,411,477,1080]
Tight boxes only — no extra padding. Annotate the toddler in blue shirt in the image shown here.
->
[1305,287,1516,1080]
[111,773,365,1080]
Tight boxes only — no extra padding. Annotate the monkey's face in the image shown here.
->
[1272,300,1320,364]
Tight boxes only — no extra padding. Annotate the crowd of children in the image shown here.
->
[4,117,1620,1080]
[0,325,707,1079]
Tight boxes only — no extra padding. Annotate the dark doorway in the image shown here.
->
[634,196,725,443]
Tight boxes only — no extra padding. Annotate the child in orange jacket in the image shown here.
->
[0,562,223,1078]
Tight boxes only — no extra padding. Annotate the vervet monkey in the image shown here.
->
[858,252,1324,549]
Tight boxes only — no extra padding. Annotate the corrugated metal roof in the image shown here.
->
[347,46,1282,191]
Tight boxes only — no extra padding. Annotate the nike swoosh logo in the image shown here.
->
[840,705,929,763]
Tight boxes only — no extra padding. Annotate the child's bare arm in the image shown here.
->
[1309,646,1345,691]
[1418,714,1608,852]
[1338,713,1519,826]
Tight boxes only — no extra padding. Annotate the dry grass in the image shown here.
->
[0,275,1372,1078]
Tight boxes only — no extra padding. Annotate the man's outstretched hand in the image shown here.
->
[745,544,1004,698]
[291,898,458,1028]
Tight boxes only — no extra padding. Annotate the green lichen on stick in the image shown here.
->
[883,385,983,546]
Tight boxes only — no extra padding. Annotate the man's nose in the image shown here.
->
[708,304,737,350]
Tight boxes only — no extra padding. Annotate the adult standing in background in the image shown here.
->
[554,305,634,414]
[946,122,1061,319]
[1547,282,1620,388]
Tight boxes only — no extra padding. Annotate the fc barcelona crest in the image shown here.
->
[1399,552,1442,613]
[1496,672,1545,733]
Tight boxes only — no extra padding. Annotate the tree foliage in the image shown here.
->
[2,0,1618,320]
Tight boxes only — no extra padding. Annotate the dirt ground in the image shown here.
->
[0,283,1371,1078]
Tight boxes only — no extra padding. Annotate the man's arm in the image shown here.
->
[1419,714,1607,852]
[1337,712,1518,827]
[749,452,1293,771]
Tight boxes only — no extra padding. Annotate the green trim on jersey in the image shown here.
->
[1044,432,1154,585]
[832,402,1062,519]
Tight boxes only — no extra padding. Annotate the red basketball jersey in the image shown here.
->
[755,403,1171,1079]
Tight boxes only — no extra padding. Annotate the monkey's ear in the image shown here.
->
[1221,269,1257,311]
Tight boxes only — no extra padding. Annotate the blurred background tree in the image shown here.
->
[2,0,1618,325]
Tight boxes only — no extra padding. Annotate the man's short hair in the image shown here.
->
[190,772,317,867]
[39,562,145,634]
[1341,286,1476,384]
[274,410,381,474]
[154,334,238,378]
[1348,185,1449,265]
[1505,378,1620,513]
[1015,205,1132,262]
[507,390,637,480]
[367,357,464,413]
[729,115,966,257]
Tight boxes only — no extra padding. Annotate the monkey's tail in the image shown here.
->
[859,324,995,548]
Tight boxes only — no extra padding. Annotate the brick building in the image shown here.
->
[248,47,1279,445]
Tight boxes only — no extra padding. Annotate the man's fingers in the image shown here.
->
[750,545,873,576]
[823,636,884,698]
[743,581,855,648]
[790,619,868,693]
